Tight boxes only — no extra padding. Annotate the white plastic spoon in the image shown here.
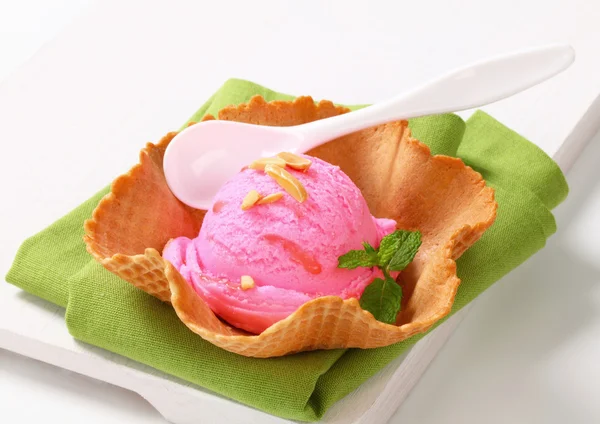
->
[163,44,575,210]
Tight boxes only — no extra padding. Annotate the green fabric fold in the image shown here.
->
[5,78,568,421]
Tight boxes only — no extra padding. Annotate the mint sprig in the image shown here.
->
[338,230,422,324]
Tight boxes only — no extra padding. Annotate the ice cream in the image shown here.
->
[163,154,396,334]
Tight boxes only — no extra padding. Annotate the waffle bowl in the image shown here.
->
[84,95,497,358]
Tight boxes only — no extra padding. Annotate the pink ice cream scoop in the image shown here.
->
[163,155,396,334]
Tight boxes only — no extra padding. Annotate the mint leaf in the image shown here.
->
[377,230,421,268]
[338,249,378,269]
[363,241,376,254]
[359,276,403,324]
[376,230,403,267]
[388,231,422,271]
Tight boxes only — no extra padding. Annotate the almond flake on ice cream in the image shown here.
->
[241,190,261,210]
[264,164,307,203]
[241,275,255,290]
[248,157,287,170]
[277,152,312,171]
[257,192,284,205]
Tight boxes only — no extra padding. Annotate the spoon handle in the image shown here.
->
[295,44,575,151]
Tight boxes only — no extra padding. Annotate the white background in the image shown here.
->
[1,1,599,423]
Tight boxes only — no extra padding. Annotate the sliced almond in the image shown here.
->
[277,152,312,171]
[248,156,287,171]
[257,192,284,205]
[240,275,255,290]
[241,190,261,210]
[264,164,308,203]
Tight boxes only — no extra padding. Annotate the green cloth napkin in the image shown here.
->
[6,79,568,421]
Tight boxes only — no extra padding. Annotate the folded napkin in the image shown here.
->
[6,79,568,421]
